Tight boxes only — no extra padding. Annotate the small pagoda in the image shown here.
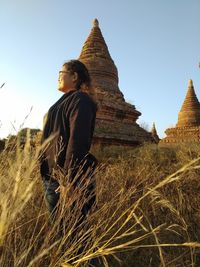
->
[151,123,160,144]
[160,79,200,144]
[79,19,154,146]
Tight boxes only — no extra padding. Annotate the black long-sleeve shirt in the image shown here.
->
[40,89,97,185]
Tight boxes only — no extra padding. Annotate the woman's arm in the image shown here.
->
[63,95,95,185]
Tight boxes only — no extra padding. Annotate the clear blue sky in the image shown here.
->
[0,0,200,139]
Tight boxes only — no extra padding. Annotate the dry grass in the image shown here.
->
[0,137,200,267]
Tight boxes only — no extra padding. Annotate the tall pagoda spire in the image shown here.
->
[76,19,153,146]
[177,79,200,127]
[79,19,124,100]
[79,18,113,63]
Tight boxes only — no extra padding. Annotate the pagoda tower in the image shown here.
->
[151,122,160,144]
[177,79,200,127]
[79,19,154,146]
[160,80,200,144]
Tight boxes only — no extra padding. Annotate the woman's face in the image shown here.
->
[58,65,78,93]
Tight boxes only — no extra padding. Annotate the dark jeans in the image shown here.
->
[42,177,60,223]
[41,153,98,221]
[42,176,97,225]
[42,175,99,266]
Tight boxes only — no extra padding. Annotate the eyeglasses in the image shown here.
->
[59,71,71,76]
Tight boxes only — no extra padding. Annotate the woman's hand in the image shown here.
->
[55,185,74,200]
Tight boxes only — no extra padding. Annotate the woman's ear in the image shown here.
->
[72,72,78,83]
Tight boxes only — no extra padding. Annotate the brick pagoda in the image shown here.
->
[79,19,154,146]
[160,79,200,144]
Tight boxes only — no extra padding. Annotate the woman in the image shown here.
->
[39,60,98,263]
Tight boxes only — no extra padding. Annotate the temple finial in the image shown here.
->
[93,18,99,27]
[188,79,193,87]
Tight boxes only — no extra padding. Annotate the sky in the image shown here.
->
[0,0,200,139]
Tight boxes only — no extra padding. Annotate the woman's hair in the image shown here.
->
[63,60,91,90]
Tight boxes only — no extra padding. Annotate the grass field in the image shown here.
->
[1,138,200,267]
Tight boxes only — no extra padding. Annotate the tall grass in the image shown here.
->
[1,137,200,267]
